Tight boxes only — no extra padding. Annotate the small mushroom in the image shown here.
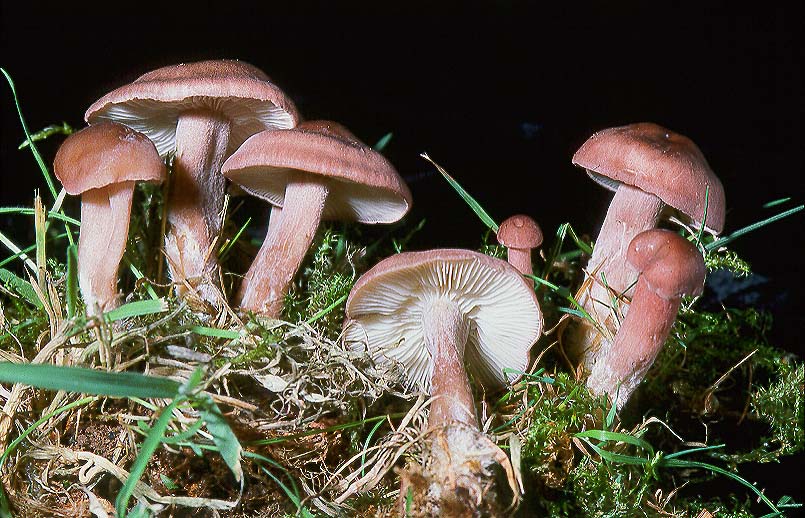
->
[222,121,412,318]
[85,60,299,308]
[497,214,543,275]
[586,229,706,410]
[567,122,725,367]
[344,249,542,514]
[53,122,165,314]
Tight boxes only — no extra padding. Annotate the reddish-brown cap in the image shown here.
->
[627,229,706,300]
[85,59,299,157]
[54,122,165,195]
[344,249,543,391]
[573,123,725,234]
[497,215,543,249]
[222,120,412,224]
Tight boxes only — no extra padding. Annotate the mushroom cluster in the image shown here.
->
[58,59,411,317]
[53,58,724,515]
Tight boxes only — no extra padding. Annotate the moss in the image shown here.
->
[675,496,755,518]
[284,227,357,337]
[726,361,805,463]
[704,248,752,276]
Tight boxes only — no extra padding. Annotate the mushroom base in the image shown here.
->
[398,423,518,518]
[586,280,682,410]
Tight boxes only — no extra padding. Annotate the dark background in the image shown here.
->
[1,1,803,510]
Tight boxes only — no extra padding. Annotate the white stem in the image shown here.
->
[237,177,328,317]
[164,110,231,307]
[78,182,135,315]
[423,298,476,428]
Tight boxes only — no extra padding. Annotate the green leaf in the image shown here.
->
[198,396,243,483]
[159,474,180,491]
[577,437,651,465]
[575,429,654,455]
[0,363,181,399]
[763,197,791,209]
[373,132,393,151]
[103,298,168,321]
[116,397,184,517]
[0,268,42,308]
[190,325,240,339]
[422,152,499,232]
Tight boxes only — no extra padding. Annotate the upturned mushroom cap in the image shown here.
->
[54,122,165,194]
[627,229,707,300]
[344,249,543,390]
[497,215,543,249]
[572,122,725,234]
[84,59,299,156]
[222,120,412,223]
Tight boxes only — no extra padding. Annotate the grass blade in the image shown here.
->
[116,397,184,517]
[0,363,181,399]
[66,245,78,317]
[422,152,499,232]
[763,197,791,209]
[0,207,80,226]
[706,205,804,251]
[190,326,240,339]
[373,132,393,151]
[0,268,42,308]
[1,68,58,200]
[575,429,654,454]
[198,396,244,483]
[103,298,168,321]
[305,293,348,325]
[218,217,251,260]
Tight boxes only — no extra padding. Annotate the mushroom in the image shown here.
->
[222,120,412,318]
[343,249,542,514]
[53,122,165,314]
[85,59,299,308]
[496,214,543,275]
[586,229,706,410]
[567,122,725,367]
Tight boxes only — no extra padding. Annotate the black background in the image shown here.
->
[1,1,803,509]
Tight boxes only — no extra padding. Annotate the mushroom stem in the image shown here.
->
[584,184,665,311]
[236,176,329,317]
[506,248,533,276]
[422,298,476,428]
[78,181,135,315]
[586,274,681,410]
[567,184,665,367]
[164,110,231,307]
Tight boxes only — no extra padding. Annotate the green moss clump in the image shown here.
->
[729,361,805,463]
[284,227,357,337]
[704,248,752,276]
